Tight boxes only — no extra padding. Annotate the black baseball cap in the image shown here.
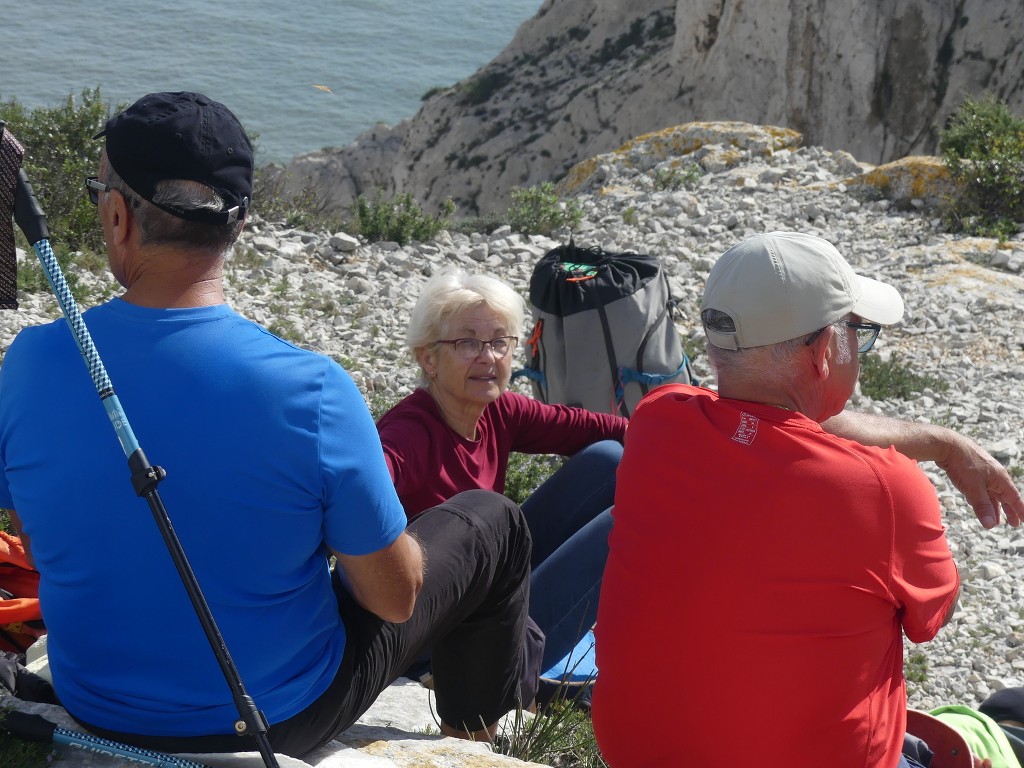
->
[96,91,253,224]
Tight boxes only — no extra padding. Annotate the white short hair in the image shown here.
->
[406,269,525,353]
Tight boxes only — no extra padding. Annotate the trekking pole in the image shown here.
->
[0,711,215,768]
[0,122,280,768]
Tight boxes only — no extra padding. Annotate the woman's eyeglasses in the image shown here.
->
[435,336,519,360]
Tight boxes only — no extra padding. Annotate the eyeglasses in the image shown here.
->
[435,336,518,360]
[846,321,882,353]
[85,176,110,205]
[804,321,882,354]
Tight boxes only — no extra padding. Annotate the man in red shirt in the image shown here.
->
[594,232,963,768]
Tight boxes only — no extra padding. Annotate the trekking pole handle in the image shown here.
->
[14,169,49,246]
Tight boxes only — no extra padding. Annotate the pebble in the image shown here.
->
[2,136,1022,715]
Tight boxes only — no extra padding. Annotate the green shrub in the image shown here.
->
[449,212,506,236]
[858,353,949,401]
[653,163,703,191]
[366,392,399,420]
[939,93,1024,239]
[0,89,118,254]
[353,190,455,246]
[459,70,513,107]
[506,182,583,236]
[252,165,345,233]
[905,651,929,684]
[496,699,607,767]
[504,453,561,506]
[0,718,53,768]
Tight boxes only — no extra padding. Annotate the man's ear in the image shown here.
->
[107,190,135,249]
[809,325,834,381]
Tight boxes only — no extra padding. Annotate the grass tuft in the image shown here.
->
[495,699,606,767]
[858,353,949,401]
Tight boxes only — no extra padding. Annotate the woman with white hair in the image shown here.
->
[376,269,627,691]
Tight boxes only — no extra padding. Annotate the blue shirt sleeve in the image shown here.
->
[319,362,407,555]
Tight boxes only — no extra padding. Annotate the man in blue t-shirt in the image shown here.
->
[0,91,532,757]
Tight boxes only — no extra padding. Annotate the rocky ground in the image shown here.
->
[3,124,1024,721]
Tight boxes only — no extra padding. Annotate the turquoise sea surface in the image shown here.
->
[0,0,540,164]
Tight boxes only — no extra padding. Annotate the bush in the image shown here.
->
[504,453,561,506]
[352,190,455,246]
[459,70,513,107]
[252,165,345,233]
[506,182,583,237]
[449,212,506,236]
[939,93,1024,240]
[0,88,118,254]
[0,722,53,768]
[653,163,703,191]
[858,353,949,401]
[496,699,607,767]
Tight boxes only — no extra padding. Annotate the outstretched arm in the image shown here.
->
[822,410,1024,530]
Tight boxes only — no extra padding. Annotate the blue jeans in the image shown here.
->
[521,439,622,672]
[898,755,929,768]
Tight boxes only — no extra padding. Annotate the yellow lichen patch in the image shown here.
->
[854,167,893,193]
[719,148,743,167]
[621,121,802,159]
[849,156,957,206]
[558,156,599,193]
[598,184,639,197]
[919,263,1023,305]
[559,122,803,193]
[764,125,804,147]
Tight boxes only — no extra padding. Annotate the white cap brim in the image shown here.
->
[852,275,904,325]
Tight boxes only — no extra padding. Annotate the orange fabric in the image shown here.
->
[1,529,44,652]
[593,384,959,768]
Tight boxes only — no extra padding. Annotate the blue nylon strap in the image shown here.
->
[510,367,545,385]
[615,355,695,403]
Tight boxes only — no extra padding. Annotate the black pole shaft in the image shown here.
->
[132,454,278,768]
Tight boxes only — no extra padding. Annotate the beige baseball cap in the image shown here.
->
[701,232,904,350]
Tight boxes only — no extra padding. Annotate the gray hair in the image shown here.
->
[407,269,525,354]
[702,309,852,387]
[103,162,244,253]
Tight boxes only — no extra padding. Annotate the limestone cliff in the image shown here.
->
[284,0,1024,217]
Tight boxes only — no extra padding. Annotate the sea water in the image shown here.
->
[0,0,540,165]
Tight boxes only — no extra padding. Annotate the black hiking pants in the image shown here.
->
[76,489,533,757]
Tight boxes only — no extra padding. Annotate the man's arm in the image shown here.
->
[822,411,1024,530]
[333,531,424,623]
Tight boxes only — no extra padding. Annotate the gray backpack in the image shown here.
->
[515,241,696,417]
